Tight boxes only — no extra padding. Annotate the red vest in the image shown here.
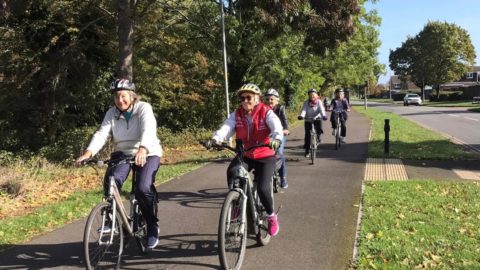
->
[235,103,275,160]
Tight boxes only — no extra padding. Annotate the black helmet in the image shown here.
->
[111,79,136,92]
[307,88,318,94]
[335,88,344,93]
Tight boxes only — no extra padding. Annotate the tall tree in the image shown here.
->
[390,21,476,98]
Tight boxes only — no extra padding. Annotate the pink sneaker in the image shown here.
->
[266,214,279,236]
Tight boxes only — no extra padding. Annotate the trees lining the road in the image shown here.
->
[0,0,382,161]
[389,21,476,99]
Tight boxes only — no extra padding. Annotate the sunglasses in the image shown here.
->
[240,95,254,102]
[265,98,275,101]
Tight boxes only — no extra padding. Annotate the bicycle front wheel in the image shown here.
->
[310,132,316,164]
[218,191,247,270]
[84,202,123,270]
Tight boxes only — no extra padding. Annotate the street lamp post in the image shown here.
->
[220,1,230,118]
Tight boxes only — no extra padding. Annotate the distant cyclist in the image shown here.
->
[206,83,283,236]
[328,88,351,143]
[264,88,289,189]
[297,88,327,157]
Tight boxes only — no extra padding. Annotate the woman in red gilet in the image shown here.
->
[209,83,284,236]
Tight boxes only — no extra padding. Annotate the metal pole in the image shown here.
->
[364,81,368,109]
[220,1,230,118]
[384,119,390,154]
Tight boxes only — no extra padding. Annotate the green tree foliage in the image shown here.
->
[0,0,383,161]
[0,0,116,152]
[389,21,476,98]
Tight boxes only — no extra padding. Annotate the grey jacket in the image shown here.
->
[87,101,163,157]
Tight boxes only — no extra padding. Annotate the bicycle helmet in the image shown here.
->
[335,88,344,93]
[265,88,279,98]
[237,83,261,96]
[111,79,136,92]
[307,88,318,94]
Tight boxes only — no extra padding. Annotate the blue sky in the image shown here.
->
[365,0,480,84]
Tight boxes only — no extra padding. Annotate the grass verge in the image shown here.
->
[423,100,480,108]
[355,180,480,269]
[0,150,229,251]
[354,106,475,160]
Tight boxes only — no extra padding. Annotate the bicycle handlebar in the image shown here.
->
[201,140,269,154]
[82,156,135,167]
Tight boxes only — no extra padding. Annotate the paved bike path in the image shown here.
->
[0,110,370,270]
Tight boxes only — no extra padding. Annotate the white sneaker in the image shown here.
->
[332,129,336,136]
[340,137,346,143]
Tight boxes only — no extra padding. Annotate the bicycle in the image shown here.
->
[332,109,345,150]
[203,140,279,270]
[305,118,320,165]
[82,156,158,270]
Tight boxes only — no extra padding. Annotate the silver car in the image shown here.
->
[403,93,422,106]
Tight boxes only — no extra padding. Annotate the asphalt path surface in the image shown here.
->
[369,102,480,152]
[0,110,370,270]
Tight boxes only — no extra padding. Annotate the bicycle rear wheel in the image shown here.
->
[84,202,123,270]
[253,189,271,246]
[218,191,247,270]
[132,202,148,253]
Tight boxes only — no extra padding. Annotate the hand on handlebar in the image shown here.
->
[203,138,219,150]
[322,116,328,121]
[269,139,282,152]
[297,115,304,120]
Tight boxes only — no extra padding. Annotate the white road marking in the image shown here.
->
[447,114,460,117]
[464,117,479,121]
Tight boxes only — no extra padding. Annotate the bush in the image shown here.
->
[158,127,212,147]
[429,91,463,101]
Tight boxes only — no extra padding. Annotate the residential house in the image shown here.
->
[440,66,480,90]
[388,75,420,92]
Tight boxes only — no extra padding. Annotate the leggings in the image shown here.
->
[227,156,276,215]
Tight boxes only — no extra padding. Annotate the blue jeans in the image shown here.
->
[105,153,161,226]
[278,136,287,179]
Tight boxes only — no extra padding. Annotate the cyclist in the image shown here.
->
[328,88,351,143]
[75,79,162,249]
[264,88,289,189]
[206,83,283,236]
[297,88,327,157]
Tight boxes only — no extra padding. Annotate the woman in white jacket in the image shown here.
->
[75,79,162,249]
[297,88,327,157]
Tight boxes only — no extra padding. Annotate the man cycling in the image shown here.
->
[328,88,351,143]
[207,83,283,236]
[297,88,327,157]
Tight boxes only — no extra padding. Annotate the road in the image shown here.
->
[368,102,480,152]
[0,110,370,270]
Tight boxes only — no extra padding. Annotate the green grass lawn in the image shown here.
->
[423,100,480,108]
[354,106,475,160]
[356,180,480,269]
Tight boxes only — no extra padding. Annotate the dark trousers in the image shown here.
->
[227,156,276,215]
[105,154,161,226]
[304,119,323,150]
[330,113,347,137]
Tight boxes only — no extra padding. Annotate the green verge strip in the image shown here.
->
[0,160,209,250]
[356,180,480,269]
[354,106,474,160]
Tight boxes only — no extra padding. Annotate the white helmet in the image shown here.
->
[265,88,279,98]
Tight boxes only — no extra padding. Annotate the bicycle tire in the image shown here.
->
[133,191,159,253]
[84,202,123,270]
[310,131,316,164]
[132,202,148,253]
[254,191,271,246]
[218,191,247,270]
[272,173,279,193]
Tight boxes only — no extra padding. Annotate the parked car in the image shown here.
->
[403,93,422,106]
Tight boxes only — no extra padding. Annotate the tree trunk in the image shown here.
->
[435,84,440,99]
[116,0,135,80]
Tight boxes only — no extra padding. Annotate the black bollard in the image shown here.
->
[384,119,390,154]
